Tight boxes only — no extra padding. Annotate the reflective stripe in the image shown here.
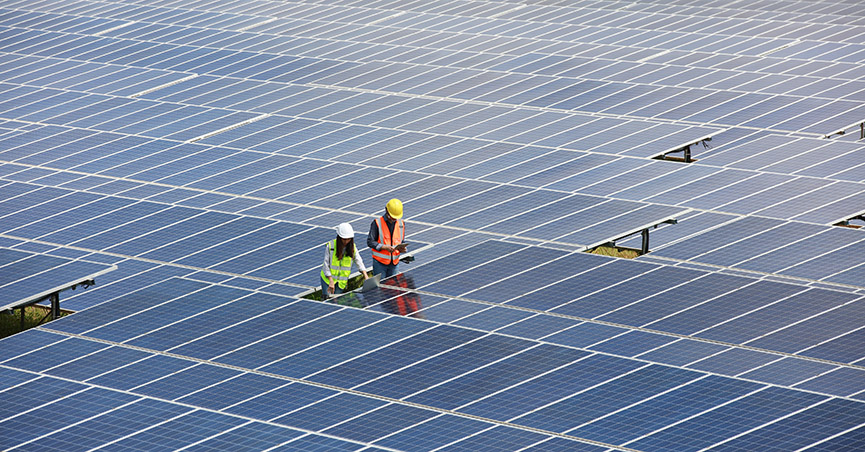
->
[321,239,354,289]
[372,216,404,265]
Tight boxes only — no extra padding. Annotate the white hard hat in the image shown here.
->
[336,222,354,239]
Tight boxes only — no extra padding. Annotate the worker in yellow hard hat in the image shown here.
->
[321,222,369,297]
[367,198,407,280]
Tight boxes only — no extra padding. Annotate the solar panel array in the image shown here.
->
[2,0,865,450]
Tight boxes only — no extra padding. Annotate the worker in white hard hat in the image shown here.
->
[321,222,369,297]
[367,198,407,280]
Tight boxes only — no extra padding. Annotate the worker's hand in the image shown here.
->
[381,244,394,252]
[362,271,369,280]
[395,243,407,252]
[328,281,335,295]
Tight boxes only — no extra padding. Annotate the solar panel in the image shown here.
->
[0,247,114,312]
[2,0,865,449]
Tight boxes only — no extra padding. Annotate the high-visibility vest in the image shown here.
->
[321,239,355,290]
[371,216,404,265]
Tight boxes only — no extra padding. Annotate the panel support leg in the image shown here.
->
[50,293,60,320]
[641,228,649,255]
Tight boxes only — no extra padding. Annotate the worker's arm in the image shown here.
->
[367,220,381,250]
[354,246,370,279]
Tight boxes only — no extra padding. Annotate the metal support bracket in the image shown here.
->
[8,279,97,329]
[14,291,61,330]
[838,214,865,227]
[50,292,60,320]
[589,218,678,256]
[641,228,650,255]
[823,120,865,139]
[657,139,709,163]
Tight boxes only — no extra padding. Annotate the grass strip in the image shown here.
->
[0,306,67,339]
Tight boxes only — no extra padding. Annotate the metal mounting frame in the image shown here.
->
[824,120,865,140]
[654,135,713,163]
[7,279,97,330]
[590,218,679,256]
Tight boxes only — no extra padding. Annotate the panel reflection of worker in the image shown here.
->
[368,198,407,279]
[381,273,424,318]
[321,223,369,297]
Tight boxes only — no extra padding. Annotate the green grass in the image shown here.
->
[303,273,369,301]
[0,306,67,339]
[586,245,640,259]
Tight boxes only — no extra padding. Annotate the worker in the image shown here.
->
[368,198,407,279]
[321,223,369,297]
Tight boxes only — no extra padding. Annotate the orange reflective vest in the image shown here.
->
[371,216,404,265]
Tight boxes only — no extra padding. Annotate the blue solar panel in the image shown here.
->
[0,247,114,311]
[442,425,550,451]
[551,265,702,318]
[715,398,865,452]
[630,387,826,452]
[216,307,383,369]
[573,375,761,445]
[373,413,491,451]
[748,298,865,356]
[408,344,587,410]
[589,330,677,357]
[647,280,806,335]
[0,386,141,449]
[170,300,335,360]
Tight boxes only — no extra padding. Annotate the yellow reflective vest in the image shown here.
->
[321,239,355,290]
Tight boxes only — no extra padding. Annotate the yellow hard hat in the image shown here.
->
[386,198,403,219]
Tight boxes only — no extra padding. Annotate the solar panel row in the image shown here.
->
[653,216,865,286]
[3,274,864,451]
[0,15,860,221]
[0,368,393,451]
[8,234,852,403]
[0,142,691,251]
[0,124,838,225]
[355,241,865,392]
[4,121,865,281]
[12,2,865,67]
[4,158,863,300]
[1,2,861,133]
[0,34,858,144]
